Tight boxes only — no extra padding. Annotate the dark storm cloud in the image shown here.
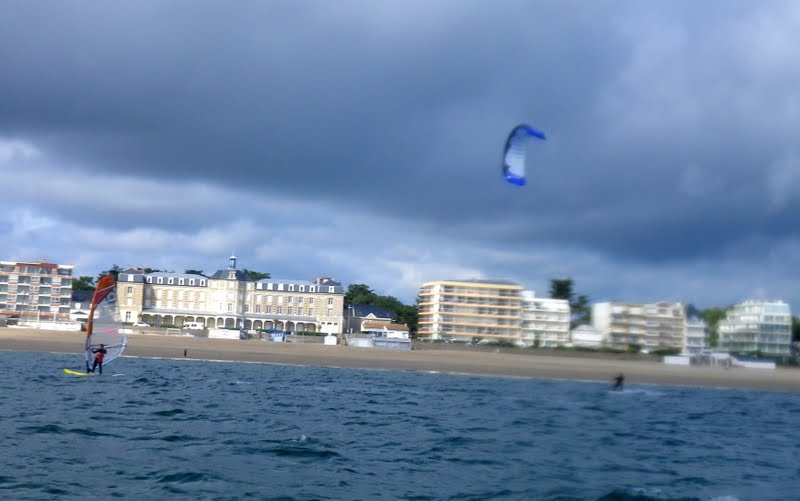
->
[0,0,798,268]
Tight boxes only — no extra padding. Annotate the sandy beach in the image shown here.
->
[1,327,798,392]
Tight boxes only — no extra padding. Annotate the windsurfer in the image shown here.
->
[89,344,108,374]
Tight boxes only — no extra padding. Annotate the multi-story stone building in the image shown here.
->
[520,291,570,347]
[718,300,792,356]
[592,301,685,351]
[116,255,345,334]
[417,279,569,347]
[0,259,74,320]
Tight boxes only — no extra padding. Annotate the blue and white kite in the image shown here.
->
[502,124,546,186]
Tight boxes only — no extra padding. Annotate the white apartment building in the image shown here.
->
[718,300,792,356]
[116,255,345,334]
[417,279,524,344]
[520,291,570,347]
[684,314,708,355]
[592,301,685,351]
[0,260,74,320]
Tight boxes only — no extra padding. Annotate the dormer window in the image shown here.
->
[147,277,153,283]
[157,277,163,284]
[309,286,315,292]
[189,279,195,286]
[200,280,206,286]
[178,278,184,285]
[168,278,174,285]
[299,285,305,292]
[328,286,335,293]
[289,285,294,291]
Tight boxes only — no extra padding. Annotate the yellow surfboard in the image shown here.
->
[63,368,91,377]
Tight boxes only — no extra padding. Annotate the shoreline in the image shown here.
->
[2,328,798,392]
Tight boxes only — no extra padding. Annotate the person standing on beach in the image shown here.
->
[89,344,107,374]
[612,373,624,391]
[184,348,187,358]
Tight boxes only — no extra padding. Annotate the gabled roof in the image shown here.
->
[208,269,250,280]
[71,290,93,303]
[351,304,395,319]
[362,320,409,332]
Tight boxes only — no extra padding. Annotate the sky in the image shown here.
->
[1,0,798,312]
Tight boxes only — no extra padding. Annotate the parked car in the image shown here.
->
[133,321,150,327]
[183,322,205,330]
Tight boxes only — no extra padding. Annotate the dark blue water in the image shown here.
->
[1,351,798,500]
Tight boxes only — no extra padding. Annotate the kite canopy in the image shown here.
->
[502,124,546,186]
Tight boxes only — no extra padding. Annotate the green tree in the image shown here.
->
[792,316,800,342]
[701,307,728,347]
[97,265,122,282]
[184,269,205,276]
[549,278,591,326]
[72,276,96,291]
[345,284,377,305]
[242,269,270,281]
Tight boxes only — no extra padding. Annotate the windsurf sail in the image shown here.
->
[84,275,127,371]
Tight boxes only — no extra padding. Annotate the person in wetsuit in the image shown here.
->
[89,344,107,374]
[612,373,624,391]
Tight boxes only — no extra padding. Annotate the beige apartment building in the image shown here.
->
[417,279,526,344]
[116,256,345,334]
[592,301,686,351]
[0,259,74,321]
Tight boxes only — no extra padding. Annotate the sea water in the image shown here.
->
[0,350,798,500]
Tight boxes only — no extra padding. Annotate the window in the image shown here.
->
[179,278,184,285]
[127,274,135,282]
[126,286,133,293]
[298,297,303,304]
[299,285,305,292]
[189,279,195,286]
[125,311,131,322]
[328,286,335,293]
[255,305,261,313]
[287,307,292,315]
[277,306,283,314]
[278,283,284,291]
[287,296,293,304]
[289,284,294,291]
[126,298,132,306]
[267,306,272,314]
[309,298,314,305]
[157,277,163,284]
[245,304,250,312]
[200,280,206,286]
[267,283,273,290]
[168,278,174,285]
[227,303,233,312]
[310,286,315,292]
[328,298,334,305]
[147,277,153,283]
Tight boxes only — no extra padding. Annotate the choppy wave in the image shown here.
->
[0,351,797,500]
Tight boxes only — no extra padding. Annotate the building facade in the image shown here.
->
[0,260,74,320]
[718,300,792,356]
[417,279,569,347]
[520,291,570,347]
[116,256,346,334]
[592,301,686,351]
[683,314,708,355]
